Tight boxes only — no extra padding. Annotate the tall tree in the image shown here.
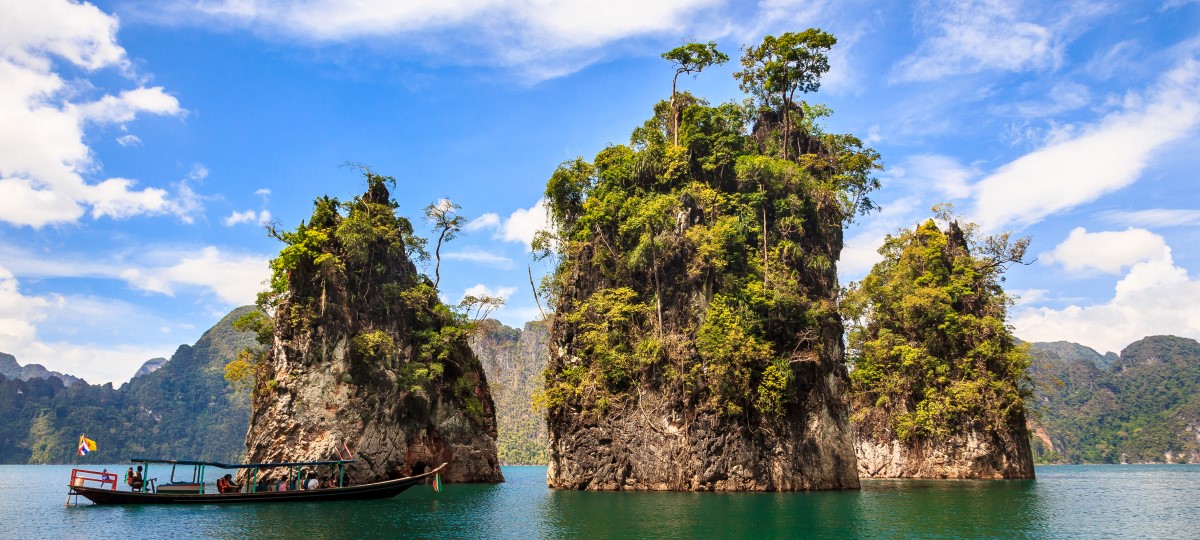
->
[662,41,729,146]
[734,29,837,159]
[424,198,467,289]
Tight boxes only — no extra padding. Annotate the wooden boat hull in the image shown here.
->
[69,468,439,505]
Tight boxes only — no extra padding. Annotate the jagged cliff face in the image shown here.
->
[241,175,501,484]
[541,88,876,490]
[855,423,1034,479]
[845,220,1034,479]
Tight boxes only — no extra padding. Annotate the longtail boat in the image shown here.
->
[67,458,445,505]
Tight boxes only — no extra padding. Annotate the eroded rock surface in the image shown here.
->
[240,175,501,484]
[855,426,1034,479]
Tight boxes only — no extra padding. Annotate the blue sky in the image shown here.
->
[1,0,1199,384]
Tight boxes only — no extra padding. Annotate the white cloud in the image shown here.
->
[121,246,269,305]
[465,212,500,232]
[1100,208,1200,228]
[970,56,1200,231]
[0,242,269,306]
[461,283,517,302]
[0,263,177,384]
[187,164,209,181]
[254,188,271,197]
[1012,81,1091,118]
[499,199,548,249]
[901,154,975,199]
[839,195,924,279]
[0,265,54,350]
[892,0,1061,82]
[1011,288,1050,306]
[864,124,882,144]
[153,0,725,79]
[441,248,514,269]
[224,209,271,227]
[1013,235,1200,354]
[1043,227,1168,275]
[116,134,142,147]
[0,0,187,228]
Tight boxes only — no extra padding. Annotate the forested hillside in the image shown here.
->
[470,320,550,465]
[0,307,255,464]
[1028,336,1200,464]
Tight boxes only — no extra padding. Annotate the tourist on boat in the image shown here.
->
[275,478,289,492]
[304,472,319,490]
[128,466,144,492]
[320,475,336,489]
[217,474,241,494]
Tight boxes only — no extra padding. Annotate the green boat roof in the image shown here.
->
[129,458,355,469]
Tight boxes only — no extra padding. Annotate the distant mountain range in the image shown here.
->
[0,307,256,464]
[3,311,1197,466]
[0,352,83,387]
[1027,335,1200,464]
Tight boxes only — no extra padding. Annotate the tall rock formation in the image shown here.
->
[846,220,1035,479]
[541,33,875,491]
[238,174,502,484]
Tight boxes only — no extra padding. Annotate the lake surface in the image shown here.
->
[2,464,1197,539]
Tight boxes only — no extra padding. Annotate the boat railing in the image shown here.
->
[66,468,119,506]
[69,468,118,491]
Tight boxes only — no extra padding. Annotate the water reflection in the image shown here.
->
[12,464,1200,539]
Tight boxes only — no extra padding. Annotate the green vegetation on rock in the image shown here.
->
[844,214,1031,443]
[541,30,880,421]
[233,172,486,413]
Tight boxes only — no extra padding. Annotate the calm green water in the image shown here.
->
[2,464,1197,539]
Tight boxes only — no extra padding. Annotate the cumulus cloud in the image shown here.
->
[461,283,517,302]
[1043,227,1170,274]
[0,265,54,350]
[970,56,1200,231]
[224,209,271,226]
[465,212,500,232]
[0,263,178,384]
[120,246,270,305]
[499,199,548,249]
[0,0,188,228]
[1012,232,1200,354]
[892,0,1062,82]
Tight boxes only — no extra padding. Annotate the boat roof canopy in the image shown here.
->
[129,458,356,469]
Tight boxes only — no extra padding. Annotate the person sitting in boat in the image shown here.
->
[304,472,319,490]
[320,475,336,489]
[128,466,144,492]
[217,474,241,494]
